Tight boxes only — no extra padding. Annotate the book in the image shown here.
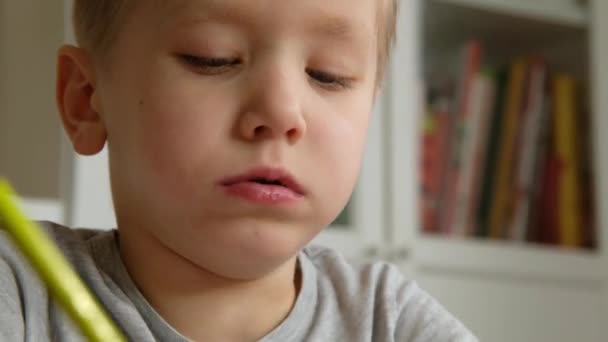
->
[510,59,548,241]
[578,103,596,249]
[420,94,451,234]
[525,94,553,244]
[455,70,497,236]
[476,68,508,238]
[552,74,583,247]
[488,59,528,239]
[538,152,562,246]
[440,40,483,235]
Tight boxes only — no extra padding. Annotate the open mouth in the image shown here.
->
[250,177,285,186]
[220,167,305,196]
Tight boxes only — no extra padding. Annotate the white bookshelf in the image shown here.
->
[424,0,589,82]
[433,0,588,26]
[388,0,607,340]
[416,236,604,282]
[410,0,602,261]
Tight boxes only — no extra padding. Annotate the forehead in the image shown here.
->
[138,0,379,44]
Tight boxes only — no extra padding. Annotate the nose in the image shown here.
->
[236,65,307,144]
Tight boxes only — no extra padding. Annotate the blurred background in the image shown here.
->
[1,1,607,341]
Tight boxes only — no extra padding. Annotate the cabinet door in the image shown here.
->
[312,0,422,262]
[386,0,423,257]
[590,0,608,335]
[397,0,608,341]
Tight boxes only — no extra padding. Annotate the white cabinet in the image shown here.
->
[316,0,423,265]
[316,0,608,341]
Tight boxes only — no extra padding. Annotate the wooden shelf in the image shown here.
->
[431,0,588,27]
[416,235,604,283]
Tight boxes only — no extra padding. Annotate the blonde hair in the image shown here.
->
[73,0,131,53]
[378,0,398,80]
[73,0,398,80]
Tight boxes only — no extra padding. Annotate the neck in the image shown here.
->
[118,226,301,341]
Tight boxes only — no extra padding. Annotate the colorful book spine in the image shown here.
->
[420,105,437,233]
[510,59,547,241]
[418,46,595,250]
[455,71,496,236]
[420,96,451,233]
[488,59,528,239]
[577,98,596,249]
[441,40,483,235]
[539,154,561,246]
[466,70,497,237]
[476,69,508,238]
[525,94,552,244]
[552,74,582,247]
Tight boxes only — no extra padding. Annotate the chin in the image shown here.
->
[196,246,300,281]
[235,221,311,261]
[182,220,315,280]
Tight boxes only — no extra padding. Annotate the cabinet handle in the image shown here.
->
[386,246,410,262]
[364,246,410,261]
[365,246,381,259]
[394,246,410,260]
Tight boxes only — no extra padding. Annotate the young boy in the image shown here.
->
[0,0,477,341]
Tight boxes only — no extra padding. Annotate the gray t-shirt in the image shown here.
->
[0,222,477,341]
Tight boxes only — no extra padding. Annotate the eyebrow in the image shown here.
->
[307,14,376,59]
[165,0,248,28]
[308,13,363,42]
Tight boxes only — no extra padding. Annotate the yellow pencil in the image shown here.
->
[0,178,126,342]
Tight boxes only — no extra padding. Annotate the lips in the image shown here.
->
[219,167,306,204]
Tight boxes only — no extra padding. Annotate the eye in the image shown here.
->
[306,69,353,90]
[178,54,241,75]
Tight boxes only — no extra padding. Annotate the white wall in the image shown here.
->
[0,1,64,199]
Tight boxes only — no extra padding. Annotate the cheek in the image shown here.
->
[322,95,372,168]
[307,99,372,217]
[114,83,232,201]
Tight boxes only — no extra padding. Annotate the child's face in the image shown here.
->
[95,0,379,278]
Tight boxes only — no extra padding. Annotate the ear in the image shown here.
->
[56,45,107,156]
